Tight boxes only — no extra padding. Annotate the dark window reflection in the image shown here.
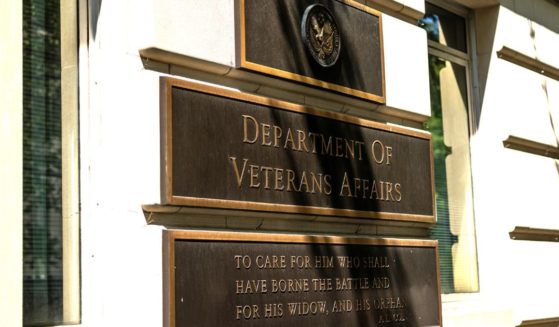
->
[419,3,467,53]
[23,0,63,324]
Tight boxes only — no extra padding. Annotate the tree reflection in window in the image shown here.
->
[419,6,478,294]
[420,11,459,294]
[23,0,63,324]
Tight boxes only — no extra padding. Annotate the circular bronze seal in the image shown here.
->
[301,4,341,68]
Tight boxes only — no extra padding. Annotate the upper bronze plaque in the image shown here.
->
[239,0,385,103]
[160,77,434,223]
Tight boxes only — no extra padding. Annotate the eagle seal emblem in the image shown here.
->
[301,4,341,67]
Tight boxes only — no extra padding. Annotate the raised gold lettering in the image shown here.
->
[234,255,251,269]
[386,145,392,165]
[371,277,390,289]
[299,171,310,193]
[308,132,319,153]
[290,256,312,268]
[287,301,327,316]
[311,278,333,291]
[242,115,258,144]
[271,279,310,293]
[321,136,333,156]
[261,123,272,146]
[394,183,402,202]
[370,180,379,200]
[297,130,309,152]
[229,156,249,188]
[274,168,284,191]
[249,165,260,188]
[284,128,296,150]
[355,141,365,160]
[372,140,385,164]
[335,137,343,157]
[286,169,298,192]
[256,255,286,269]
[310,173,322,194]
[353,178,361,198]
[323,175,332,195]
[339,172,352,197]
[273,125,282,148]
[264,303,283,318]
[260,166,273,189]
[345,139,355,159]
[385,182,394,201]
[314,256,334,268]
[355,299,371,311]
[362,178,370,199]
[332,299,352,312]
[236,279,267,294]
[236,305,260,320]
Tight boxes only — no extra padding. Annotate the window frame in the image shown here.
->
[20,0,81,324]
[427,0,481,134]
[60,0,81,323]
[425,0,482,299]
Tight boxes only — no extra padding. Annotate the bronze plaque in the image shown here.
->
[160,77,434,223]
[164,231,442,327]
[239,0,385,103]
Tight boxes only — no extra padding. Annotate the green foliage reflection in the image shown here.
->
[420,14,459,294]
[22,0,63,324]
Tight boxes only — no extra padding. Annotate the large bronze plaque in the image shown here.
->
[160,77,434,223]
[164,231,441,327]
[239,0,385,103]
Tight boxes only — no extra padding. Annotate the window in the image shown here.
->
[419,2,479,294]
[22,0,79,324]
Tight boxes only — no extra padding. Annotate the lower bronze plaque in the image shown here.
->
[164,231,441,327]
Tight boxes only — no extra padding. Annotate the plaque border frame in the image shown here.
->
[163,230,442,327]
[160,77,435,223]
[238,0,386,104]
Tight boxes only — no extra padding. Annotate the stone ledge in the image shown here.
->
[142,204,432,238]
[139,47,429,129]
[362,0,425,24]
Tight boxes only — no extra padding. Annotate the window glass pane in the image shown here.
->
[23,0,63,324]
[425,55,479,294]
[419,3,467,53]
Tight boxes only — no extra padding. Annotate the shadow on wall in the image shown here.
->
[90,0,102,41]
[528,22,559,173]
[499,0,559,35]
[472,5,498,131]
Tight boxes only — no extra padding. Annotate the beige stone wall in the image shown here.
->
[0,0,22,326]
